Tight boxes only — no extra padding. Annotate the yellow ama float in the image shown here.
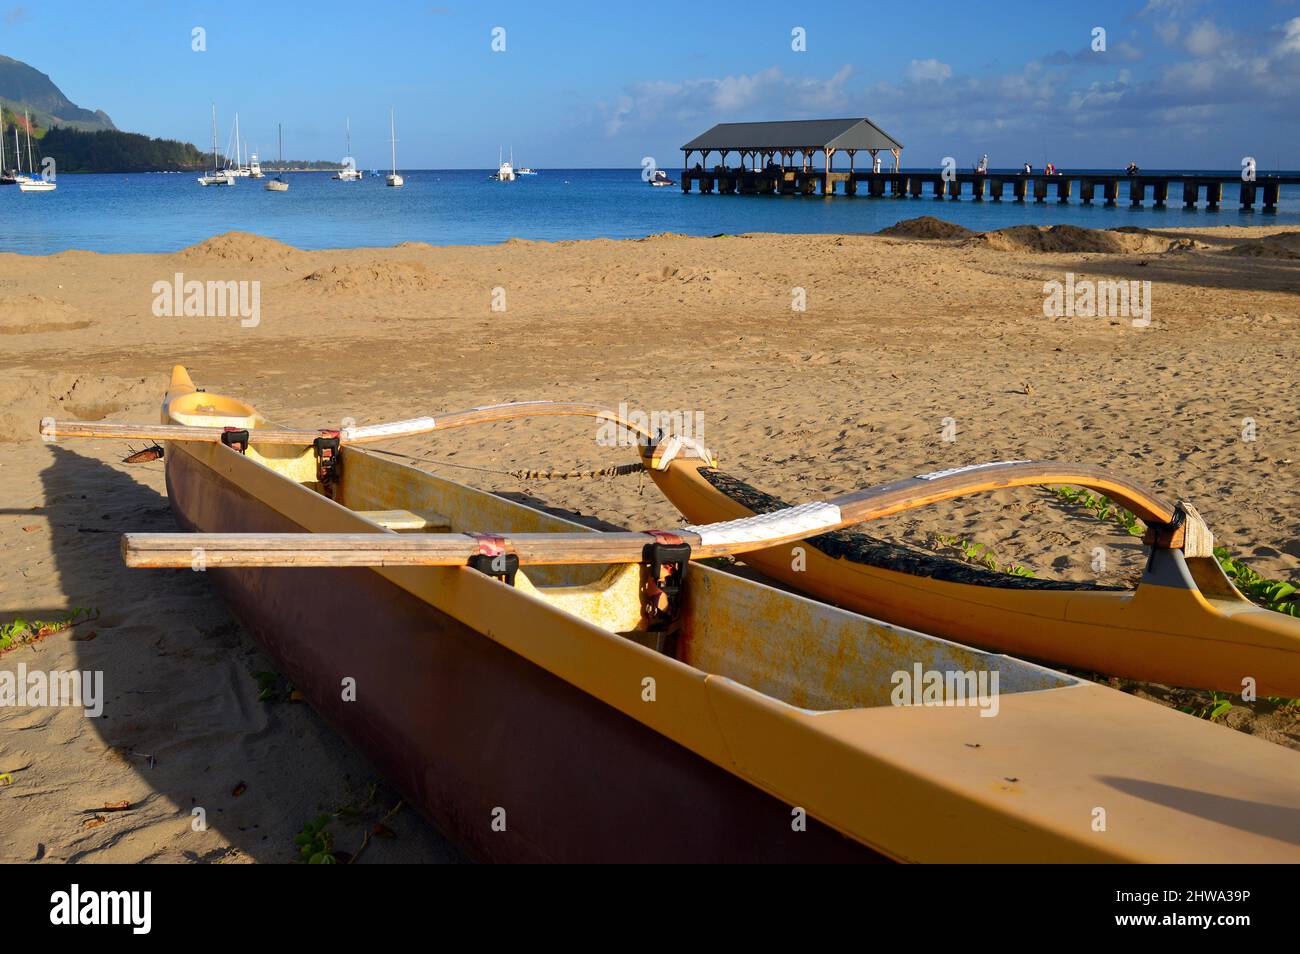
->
[41,367,1300,863]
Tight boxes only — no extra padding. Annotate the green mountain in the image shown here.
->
[0,54,335,173]
[0,54,115,131]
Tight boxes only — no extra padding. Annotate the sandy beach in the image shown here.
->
[2,220,1298,862]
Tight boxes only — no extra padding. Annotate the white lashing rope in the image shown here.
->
[684,501,842,547]
[341,417,437,441]
[650,434,717,470]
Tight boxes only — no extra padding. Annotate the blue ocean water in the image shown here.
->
[3,168,1298,254]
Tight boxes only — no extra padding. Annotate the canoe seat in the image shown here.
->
[354,509,453,532]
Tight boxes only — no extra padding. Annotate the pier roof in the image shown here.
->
[682,118,903,153]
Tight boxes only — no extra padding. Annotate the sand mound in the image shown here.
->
[301,260,440,293]
[876,217,975,240]
[638,264,741,285]
[176,232,301,265]
[0,372,157,443]
[974,224,1203,255]
[0,296,92,335]
[1226,232,1300,260]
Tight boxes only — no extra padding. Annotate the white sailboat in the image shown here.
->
[18,110,55,191]
[265,124,288,192]
[225,115,252,176]
[198,104,235,186]
[248,148,264,178]
[0,121,19,185]
[332,117,363,181]
[386,108,403,188]
[7,124,30,185]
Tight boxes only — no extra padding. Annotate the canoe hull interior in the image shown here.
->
[164,442,878,862]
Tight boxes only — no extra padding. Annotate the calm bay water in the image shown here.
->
[3,168,1298,254]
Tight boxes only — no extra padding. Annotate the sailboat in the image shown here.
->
[265,124,289,192]
[18,110,55,192]
[332,118,363,181]
[198,104,235,186]
[386,108,403,188]
[1,121,21,185]
[0,120,18,185]
[225,115,253,176]
[491,145,516,181]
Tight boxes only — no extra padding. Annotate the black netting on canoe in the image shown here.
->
[698,469,1117,592]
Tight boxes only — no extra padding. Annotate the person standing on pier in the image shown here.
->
[1023,162,1032,174]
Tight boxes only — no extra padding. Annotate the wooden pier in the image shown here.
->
[679,118,1294,212]
[678,168,1296,212]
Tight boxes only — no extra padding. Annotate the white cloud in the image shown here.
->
[904,58,952,83]
[1185,19,1228,57]
[600,65,855,138]
[1281,17,1300,55]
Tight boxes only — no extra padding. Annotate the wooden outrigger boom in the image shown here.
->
[125,459,1188,569]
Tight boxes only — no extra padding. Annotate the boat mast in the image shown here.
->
[210,103,218,172]
[389,108,397,175]
[24,110,34,174]
[15,124,21,175]
[235,113,241,169]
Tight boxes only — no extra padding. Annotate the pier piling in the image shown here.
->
[1263,182,1280,212]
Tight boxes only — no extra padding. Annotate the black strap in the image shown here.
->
[220,428,249,453]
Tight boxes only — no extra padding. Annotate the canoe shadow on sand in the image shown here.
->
[21,446,460,863]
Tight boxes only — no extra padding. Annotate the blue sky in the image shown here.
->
[4,0,1298,169]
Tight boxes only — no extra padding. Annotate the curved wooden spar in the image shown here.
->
[40,401,657,446]
[831,459,1177,526]
[124,460,1181,569]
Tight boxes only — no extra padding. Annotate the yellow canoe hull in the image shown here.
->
[150,367,1300,861]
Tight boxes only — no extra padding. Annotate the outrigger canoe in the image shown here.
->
[43,368,1300,862]
[637,445,1300,699]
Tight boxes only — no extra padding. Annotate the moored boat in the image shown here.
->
[385,107,403,188]
[43,369,1300,863]
[264,123,289,192]
[198,104,235,187]
[491,146,516,181]
[332,118,363,181]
